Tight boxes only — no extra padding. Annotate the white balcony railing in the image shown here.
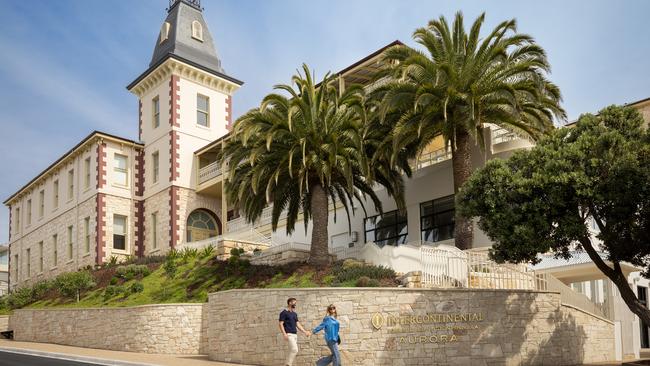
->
[491,126,535,145]
[198,161,222,184]
[413,147,452,170]
[227,206,287,232]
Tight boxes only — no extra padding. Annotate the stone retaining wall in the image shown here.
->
[207,288,614,366]
[0,316,8,332]
[9,304,207,354]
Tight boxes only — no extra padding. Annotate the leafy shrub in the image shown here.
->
[128,282,144,294]
[181,247,199,260]
[355,276,380,287]
[200,245,215,259]
[109,277,118,286]
[163,259,177,278]
[105,256,119,268]
[5,287,35,309]
[31,280,53,299]
[115,264,151,280]
[127,255,167,265]
[54,271,96,302]
[229,247,245,257]
[103,285,125,300]
[332,262,395,285]
[166,249,180,261]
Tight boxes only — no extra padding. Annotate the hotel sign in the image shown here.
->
[371,312,484,345]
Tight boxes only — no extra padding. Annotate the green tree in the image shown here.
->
[54,271,96,303]
[372,12,565,249]
[458,105,650,324]
[221,64,405,266]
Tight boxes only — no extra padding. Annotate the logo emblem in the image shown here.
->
[371,313,384,330]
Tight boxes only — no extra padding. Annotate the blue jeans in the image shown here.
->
[316,339,341,366]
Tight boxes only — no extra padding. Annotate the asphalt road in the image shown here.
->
[0,351,105,366]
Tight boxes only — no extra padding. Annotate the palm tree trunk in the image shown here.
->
[308,183,330,266]
[452,129,474,250]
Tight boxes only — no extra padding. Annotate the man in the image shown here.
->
[279,297,311,366]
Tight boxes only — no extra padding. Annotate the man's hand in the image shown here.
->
[304,330,311,337]
[283,333,289,341]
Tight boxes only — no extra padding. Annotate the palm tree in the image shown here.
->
[372,12,566,249]
[220,64,405,266]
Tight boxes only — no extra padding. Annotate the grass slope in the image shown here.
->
[16,253,397,310]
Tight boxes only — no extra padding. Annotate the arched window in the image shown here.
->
[160,22,170,44]
[191,21,203,41]
[186,209,218,242]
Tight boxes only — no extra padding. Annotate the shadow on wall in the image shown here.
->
[207,289,611,366]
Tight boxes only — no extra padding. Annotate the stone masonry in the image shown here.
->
[9,304,207,354]
[207,288,614,366]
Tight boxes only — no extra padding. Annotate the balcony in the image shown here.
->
[199,161,222,184]
[412,147,452,170]
[490,126,535,154]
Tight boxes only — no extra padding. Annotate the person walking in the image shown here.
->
[312,304,341,366]
[279,297,311,366]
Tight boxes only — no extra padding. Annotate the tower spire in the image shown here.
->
[168,0,202,12]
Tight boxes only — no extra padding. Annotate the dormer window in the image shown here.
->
[191,21,203,42]
[160,22,170,44]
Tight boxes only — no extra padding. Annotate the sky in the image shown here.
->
[0,0,649,243]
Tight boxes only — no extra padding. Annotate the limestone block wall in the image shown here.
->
[10,196,98,288]
[143,188,172,256]
[0,316,8,332]
[9,304,207,354]
[207,288,615,366]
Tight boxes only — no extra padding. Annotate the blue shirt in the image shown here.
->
[279,310,299,334]
[312,316,340,342]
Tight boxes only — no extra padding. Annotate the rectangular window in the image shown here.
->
[363,209,408,247]
[84,217,91,253]
[53,234,58,267]
[39,190,45,218]
[67,225,73,260]
[152,151,159,183]
[113,215,127,250]
[53,180,59,208]
[197,94,209,127]
[420,195,455,243]
[152,96,160,128]
[152,212,158,249]
[15,207,20,233]
[14,254,19,282]
[68,169,75,200]
[26,248,31,277]
[114,154,128,186]
[26,200,32,226]
[38,241,43,273]
[84,157,91,189]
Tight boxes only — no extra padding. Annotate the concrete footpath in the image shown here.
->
[0,339,252,366]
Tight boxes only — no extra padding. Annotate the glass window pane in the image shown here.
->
[434,211,454,227]
[115,171,127,186]
[197,111,208,126]
[421,201,434,216]
[114,216,126,235]
[113,235,126,250]
[115,155,127,170]
[434,195,455,213]
[197,95,209,111]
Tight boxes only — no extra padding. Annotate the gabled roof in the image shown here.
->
[3,131,143,206]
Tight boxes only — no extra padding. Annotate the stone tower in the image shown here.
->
[127,0,242,254]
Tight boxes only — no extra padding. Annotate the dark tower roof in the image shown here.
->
[150,0,224,73]
[128,0,243,90]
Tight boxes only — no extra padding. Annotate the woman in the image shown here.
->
[312,304,341,366]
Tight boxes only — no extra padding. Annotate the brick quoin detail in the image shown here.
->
[169,131,180,182]
[135,149,145,196]
[96,193,106,265]
[169,75,180,128]
[169,186,180,249]
[96,142,107,189]
[135,200,145,257]
[8,205,12,242]
[134,149,145,257]
[138,99,143,141]
[226,95,233,131]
